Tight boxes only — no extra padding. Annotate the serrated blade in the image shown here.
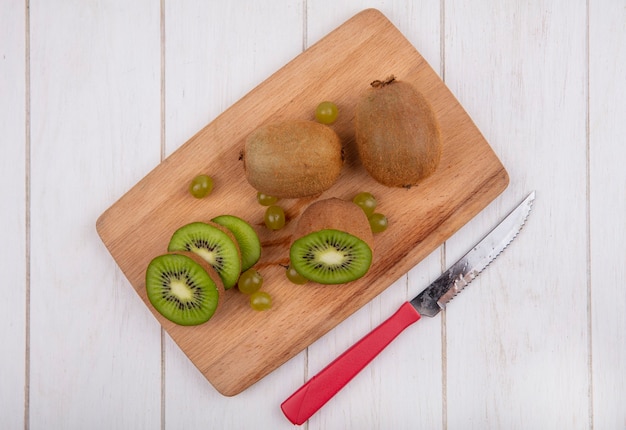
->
[410,191,535,317]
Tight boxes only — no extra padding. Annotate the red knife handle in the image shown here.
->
[281,301,421,425]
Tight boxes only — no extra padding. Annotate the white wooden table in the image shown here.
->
[2,1,625,429]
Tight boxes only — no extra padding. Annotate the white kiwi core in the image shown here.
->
[194,247,218,265]
[170,279,193,301]
[317,248,348,267]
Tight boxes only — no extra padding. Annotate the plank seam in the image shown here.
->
[585,0,594,428]
[440,245,448,430]
[160,1,167,429]
[302,3,310,429]
[24,0,31,429]
[302,0,308,52]
[440,1,448,429]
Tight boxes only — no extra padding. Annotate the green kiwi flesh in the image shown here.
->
[167,222,241,289]
[145,253,221,326]
[211,214,261,272]
[289,229,372,284]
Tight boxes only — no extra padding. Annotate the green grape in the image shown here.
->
[250,291,272,311]
[352,192,377,217]
[315,101,339,125]
[257,192,278,206]
[264,205,286,230]
[286,265,308,285]
[369,213,389,233]
[189,174,214,198]
[237,268,263,294]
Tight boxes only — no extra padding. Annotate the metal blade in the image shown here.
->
[410,191,535,317]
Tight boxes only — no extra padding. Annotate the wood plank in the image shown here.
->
[28,1,162,427]
[0,1,26,429]
[96,8,508,396]
[305,2,445,428]
[161,2,306,428]
[589,0,626,428]
[8,2,626,429]
[444,1,590,428]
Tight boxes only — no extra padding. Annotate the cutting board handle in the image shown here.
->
[281,301,421,425]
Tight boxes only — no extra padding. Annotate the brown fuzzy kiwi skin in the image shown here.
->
[354,76,442,188]
[293,198,374,252]
[165,251,225,315]
[242,120,343,198]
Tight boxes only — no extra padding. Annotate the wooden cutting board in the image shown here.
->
[96,8,508,396]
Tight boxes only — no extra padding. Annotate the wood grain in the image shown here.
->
[305,2,447,428]
[0,2,26,429]
[161,1,308,427]
[589,1,626,428]
[28,1,163,428]
[444,1,590,428]
[96,9,508,396]
[3,0,626,428]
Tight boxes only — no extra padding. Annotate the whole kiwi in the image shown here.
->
[289,198,374,284]
[354,76,442,187]
[242,120,343,198]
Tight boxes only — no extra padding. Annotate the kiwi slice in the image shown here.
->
[289,228,373,284]
[211,214,261,272]
[145,253,222,326]
[167,222,241,289]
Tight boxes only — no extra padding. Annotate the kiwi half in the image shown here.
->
[167,222,241,289]
[290,229,372,284]
[211,214,261,272]
[145,252,223,326]
[289,198,375,285]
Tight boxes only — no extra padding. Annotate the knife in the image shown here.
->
[281,191,535,425]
